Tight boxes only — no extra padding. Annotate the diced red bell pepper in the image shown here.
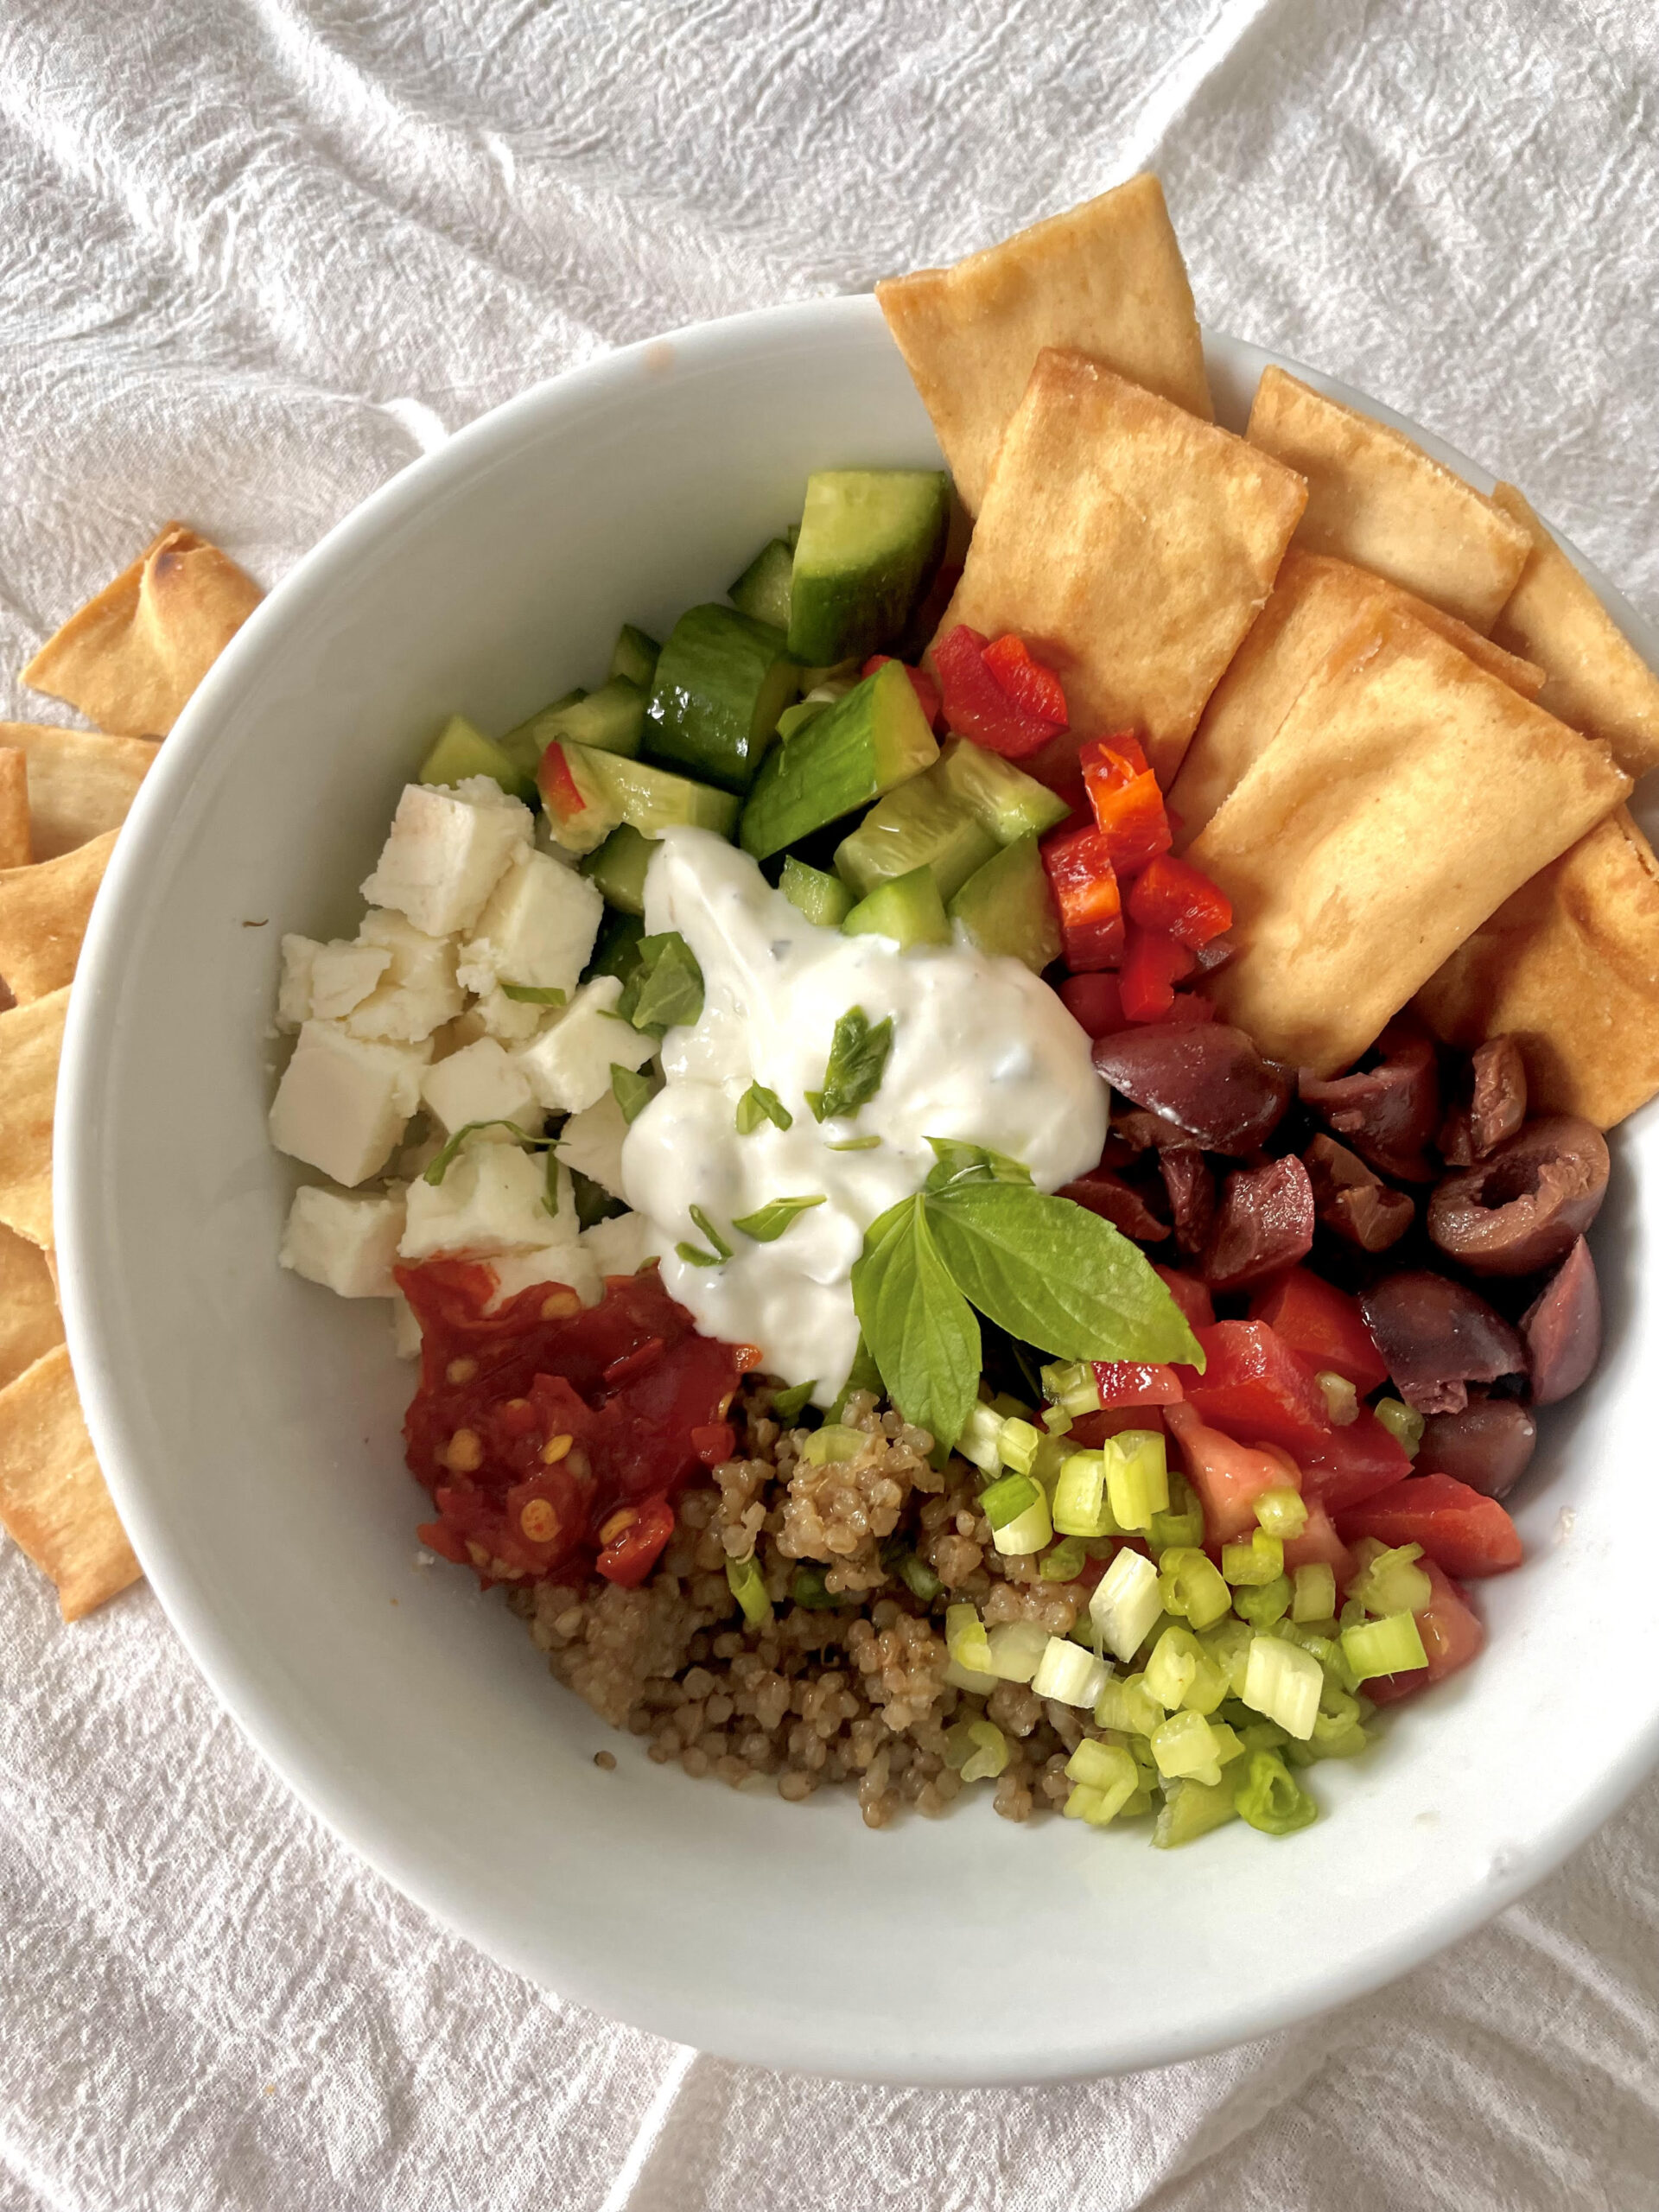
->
[1281,1498,1355,1587]
[1298,1407,1414,1516]
[1363,1560,1485,1705]
[594,1493,677,1587]
[982,632,1069,728]
[1166,1400,1300,1545]
[1119,925,1198,1022]
[1040,823,1124,970]
[932,625,1067,760]
[1058,972,1127,1038]
[1125,855,1233,948]
[1154,1266,1215,1332]
[1161,993,1217,1026]
[861,654,941,728]
[1080,737,1173,875]
[1335,1472,1523,1579]
[537,739,593,830]
[1177,1320,1334,1457]
[690,1421,737,1467]
[1248,1268,1389,1393]
[1093,1361,1184,1408]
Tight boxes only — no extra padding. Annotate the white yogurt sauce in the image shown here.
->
[620,828,1108,1404]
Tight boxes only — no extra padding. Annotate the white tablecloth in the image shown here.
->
[3,3,1658,2204]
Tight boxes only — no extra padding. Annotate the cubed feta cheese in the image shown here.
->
[557,1090,629,1198]
[419,1037,540,1138]
[360,782,532,937]
[486,1243,603,1310]
[346,910,464,1044]
[515,976,655,1115]
[399,1141,575,1260]
[391,1292,423,1358]
[280,1183,407,1297]
[276,935,322,1030]
[456,849,602,1001]
[473,984,550,1044]
[580,1211,646,1281]
[269,1021,432,1186]
[308,940,391,1020]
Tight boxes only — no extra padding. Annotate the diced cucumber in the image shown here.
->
[645,604,798,794]
[580,823,659,916]
[781,856,853,928]
[526,677,648,759]
[574,741,741,840]
[776,698,830,745]
[609,623,661,690]
[842,865,951,950]
[936,736,1072,843]
[834,766,998,903]
[585,906,645,986]
[418,714,535,804]
[537,741,624,854]
[787,469,949,667]
[739,661,939,861]
[728,537,795,630]
[947,835,1063,972]
[501,688,586,775]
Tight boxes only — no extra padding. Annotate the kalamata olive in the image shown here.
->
[1359,1270,1526,1415]
[1092,1023,1291,1154]
[1112,1107,1193,1152]
[1058,1166,1168,1243]
[1299,1017,1441,1181]
[1438,1036,1528,1166]
[1159,1147,1215,1258]
[1427,1116,1610,1277]
[1192,932,1235,975]
[1201,1155,1315,1290]
[1417,1399,1537,1498]
[1520,1236,1602,1405]
[1303,1134,1415,1251]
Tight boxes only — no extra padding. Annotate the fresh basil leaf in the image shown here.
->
[922,1135,1033,1192]
[824,1135,881,1151]
[569,1166,626,1231]
[924,1182,1205,1367]
[769,1378,817,1423]
[543,1148,561,1217]
[829,1334,885,1421]
[732,1194,826,1243]
[611,1061,660,1122]
[622,931,704,1036]
[423,1119,553,1185]
[499,981,568,1006]
[736,1081,792,1135]
[688,1203,731,1262]
[585,907,645,987]
[676,1240,721,1268]
[805,1006,894,1122]
[850,1195,980,1451]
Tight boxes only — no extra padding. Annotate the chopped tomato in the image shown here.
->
[932,625,1067,759]
[1041,823,1124,970]
[1166,1399,1300,1544]
[1080,737,1172,875]
[594,1493,677,1586]
[1177,1320,1333,1456]
[1125,855,1233,947]
[1068,1406,1168,1449]
[1154,1266,1214,1332]
[690,1421,736,1466]
[1363,1560,1485,1705]
[1299,1407,1414,1516]
[1248,1268,1389,1392]
[1336,1472,1523,1579]
[982,632,1070,728]
[1281,1499,1355,1587]
[1119,925,1198,1021]
[1058,972,1127,1038]
[861,654,941,728]
[537,739,590,828]
[1093,1361,1184,1408]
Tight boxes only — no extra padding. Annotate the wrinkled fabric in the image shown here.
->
[3,2,1659,2206]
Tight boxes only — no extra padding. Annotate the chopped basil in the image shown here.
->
[769,1378,817,1423]
[611,1061,661,1122]
[824,1135,881,1151]
[423,1118,554,1185]
[569,1165,626,1231]
[736,1080,792,1135]
[619,931,704,1036]
[922,1135,1032,1192]
[731,1194,826,1243]
[499,981,568,1006]
[804,1006,894,1123]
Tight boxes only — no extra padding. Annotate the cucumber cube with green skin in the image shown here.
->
[780,856,853,928]
[728,537,795,630]
[948,836,1063,971]
[936,735,1072,844]
[775,698,830,745]
[739,660,939,861]
[500,689,585,776]
[573,741,741,841]
[528,677,648,760]
[842,865,951,950]
[608,624,661,690]
[580,823,659,917]
[786,469,949,668]
[417,714,536,804]
[834,764,999,903]
[645,604,799,794]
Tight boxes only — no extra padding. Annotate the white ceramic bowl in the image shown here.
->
[58,296,1659,2085]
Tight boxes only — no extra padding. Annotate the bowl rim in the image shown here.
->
[54,291,1659,2085]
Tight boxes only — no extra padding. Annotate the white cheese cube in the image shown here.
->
[456,849,603,1001]
[309,940,391,1020]
[580,1211,646,1280]
[419,1038,541,1139]
[346,910,464,1044]
[487,1243,603,1310]
[399,1141,575,1260]
[556,1090,630,1198]
[269,1022,431,1187]
[474,985,550,1044]
[360,782,532,937]
[280,1184,407,1297]
[391,1292,423,1358]
[276,935,322,1030]
[515,976,655,1115]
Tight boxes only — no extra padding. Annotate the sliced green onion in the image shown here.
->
[1238,1717,1290,1755]
[1243,1633,1321,1738]
[893,1549,942,1603]
[1348,1541,1433,1620]
[944,1717,1008,1782]
[1157,1546,1233,1632]
[1200,1618,1255,1698]
[1088,1546,1163,1662]
[944,1601,996,1678]
[1146,1624,1227,1715]
[1151,1708,1224,1786]
[1103,1429,1169,1533]
[1342,1611,1428,1682]
[1031,1635,1110,1708]
[790,1563,842,1610]
[1093,1670,1164,1738]
[1314,1370,1358,1426]
[1252,1485,1307,1541]
[802,1422,866,1465]
[985,1619,1050,1683]
[1152,1775,1240,1848]
[1040,1359,1103,1418]
[996,1418,1043,1477]
[956,1401,1005,1475]
[1039,1535,1088,1583]
[1147,1471,1205,1554]
[1064,1739,1138,1823]
[943,1659,995,1695]
[1208,1719,1246,1768]
[979,1471,1039,1529]
[726,1554,772,1628]
[1373,1397,1425,1457]
[1234,1750,1319,1835]
[1222,1527,1285,1586]
[1052,1451,1116,1539]
[1291,1561,1337,1623]
[1233,1573,1293,1626]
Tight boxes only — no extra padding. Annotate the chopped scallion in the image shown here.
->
[1040,1359,1103,1418]
[1152,1774,1240,1848]
[1291,1561,1337,1623]
[803,1422,866,1465]
[1314,1370,1358,1426]
[1347,1541,1433,1621]
[1103,1429,1169,1533]
[1373,1397,1425,1458]
[1233,1750,1319,1835]
[1093,1671,1164,1738]
[1341,1611,1428,1682]
[996,1419,1043,1478]
[944,1601,996,1679]
[1088,1546,1163,1662]
[1147,1471,1205,1554]
[1039,1535,1088,1583]
[726,1554,772,1628]
[1222,1528,1285,1586]
[984,1619,1050,1683]
[1145,1625,1227,1715]
[1031,1635,1110,1708]
[1064,1738,1138,1823]
[1150,1708,1224,1786]
[1252,1485,1307,1541]
[790,1563,843,1610]
[1052,1451,1116,1539]
[1157,1546,1233,1632]
[1243,1634,1322,1738]
[956,1401,1005,1474]
[1233,1573,1293,1626]
[944,1717,1009,1782]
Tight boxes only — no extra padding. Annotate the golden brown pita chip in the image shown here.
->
[0,1222,64,1392]
[930,351,1306,787]
[0,750,29,871]
[1246,368,1530,632]
[1418,808,1659,1128]
[0,1345,139,1620]
[0,830,117,1004]
[1169,550,1546,845]
[0,985,70,1249]
[1192,607,1630,1076]
[22,523,261,738]
[876,175,1212,515]
[1487,484,1659,779]
[0,721,157,861]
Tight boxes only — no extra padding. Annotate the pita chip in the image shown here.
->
[1487,484,1659,779]
[877,175,1212,515]
[0,750,29,871]
[1192,607,1630,1076]
[23,523,262,738]
[1247,367,1530,632]
[930,351,1306,788]
[0,985,70,1249]
[1418,808,1659,1130]
[0,721,156,860]
[0,1344,140,1620]
[1168,550,1547,845]
[0,1222,64,1393]
[0,829,118,1004]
